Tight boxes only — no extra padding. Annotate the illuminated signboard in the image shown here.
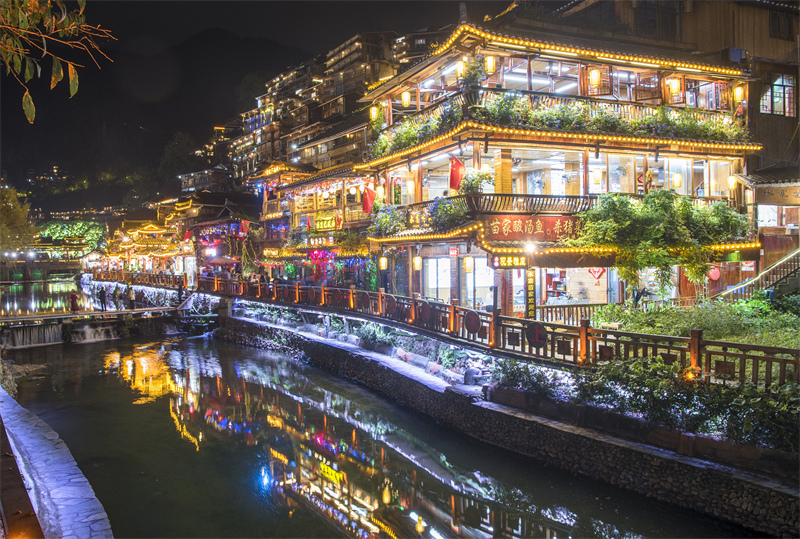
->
[270,447,288,465]
[318,461,345,484]
[315,210,341,232]
[491,255,529,269]
[754,186,800,206]
[526,269,536,319]
[484,216,582,241]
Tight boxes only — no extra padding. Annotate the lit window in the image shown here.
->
[760,74,796,117]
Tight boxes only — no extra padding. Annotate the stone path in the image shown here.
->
[0,387,113,539]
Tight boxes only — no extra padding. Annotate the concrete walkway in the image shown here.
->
[0,387,112,539]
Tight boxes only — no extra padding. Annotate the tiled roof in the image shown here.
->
[738,167,800,186]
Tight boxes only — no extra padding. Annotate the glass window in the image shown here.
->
[609,154,635,193]
[708,161,732,197]
[760,74,796,117]
[464,257,493,310]
[666,158,691,196]
[423,258,450,302]
[587,154,607,194]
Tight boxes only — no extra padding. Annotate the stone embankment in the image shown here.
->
[218,316,800,538]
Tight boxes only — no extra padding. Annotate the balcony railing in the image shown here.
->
[372,88,751,162]
[464,193,596,214]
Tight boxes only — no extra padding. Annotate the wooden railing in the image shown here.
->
[536,303,604,325]
[190,277,798,388]
[714,248,800,301]
[94,270,186,288]
[464,193,596,215]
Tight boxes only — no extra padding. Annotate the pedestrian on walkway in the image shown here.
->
[70,292,80,313]
[98,287,107,312]
[177,279,184,303]
[113,285,122,310]
[127,285,135,310]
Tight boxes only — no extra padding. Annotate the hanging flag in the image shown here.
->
[362,186,377,214]
[240,220,250,235]
[183,230,193,241]
[449,156,465,191]
[306,218,312,232]
[335,211,342,229]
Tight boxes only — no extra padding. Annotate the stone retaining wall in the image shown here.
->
[219,316,800,538]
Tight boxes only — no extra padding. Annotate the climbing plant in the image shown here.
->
[567,190,748,291]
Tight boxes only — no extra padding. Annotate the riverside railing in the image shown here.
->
[187,276,799,388]
[93,270,187,289]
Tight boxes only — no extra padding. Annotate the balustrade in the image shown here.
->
[91,272,800,388]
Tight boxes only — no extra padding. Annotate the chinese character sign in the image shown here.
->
[484,216,582,241]
[491,255,529,269]
[755,187,800,206]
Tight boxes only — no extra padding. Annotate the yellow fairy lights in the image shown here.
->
[262,211,286,220]
[432,24,743,76]
[356,120,761,171]
[367,223,483,243]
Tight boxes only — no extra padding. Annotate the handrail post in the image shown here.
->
[448,299,456,335]
[214,276,219,292]
[378,288,384,316]
[349,285,355,310]
[690,328,703,379]
[320,283,326,306]
[579,319,591,364]
[295,282,300,303]
[489,307,499,348]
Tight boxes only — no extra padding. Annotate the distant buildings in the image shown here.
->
[153,1,797,308]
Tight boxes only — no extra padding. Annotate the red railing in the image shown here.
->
[99,274,800,387]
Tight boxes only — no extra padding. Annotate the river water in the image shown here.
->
[10,336,753,539]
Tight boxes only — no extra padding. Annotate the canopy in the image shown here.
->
[206,256,239,266]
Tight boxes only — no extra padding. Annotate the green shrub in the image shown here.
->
[353,322,396,348]
[492,359,559,399]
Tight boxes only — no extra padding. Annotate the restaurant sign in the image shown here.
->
[754,186,800,206]
[484,216,582,241]
[491,255,529,269]
[315,210,341,232]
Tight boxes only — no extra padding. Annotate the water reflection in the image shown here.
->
[77,339,748,539]
[0,281,84,316]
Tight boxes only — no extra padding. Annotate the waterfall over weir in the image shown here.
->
[0,323,120,349]
[0,324,63,349]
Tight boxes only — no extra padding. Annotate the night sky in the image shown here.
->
[1,1,511,186]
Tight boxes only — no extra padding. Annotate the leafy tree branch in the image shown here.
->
[1,0,114,123]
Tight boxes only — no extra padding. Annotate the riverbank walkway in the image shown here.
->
[0,387,112,538]
[0,306,179,326]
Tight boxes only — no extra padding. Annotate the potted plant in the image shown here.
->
[458,55,487,107]
[458,168,494,195]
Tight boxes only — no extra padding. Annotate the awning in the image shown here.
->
[206,256,239,265]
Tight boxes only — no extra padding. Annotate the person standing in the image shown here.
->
[113,285,122,310]
[70,291,80,313]
[127,285,135,310]
[177,279,184,303]
[98,287,107,312]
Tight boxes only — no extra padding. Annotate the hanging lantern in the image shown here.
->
[370,106,379,120]
[592,169,602,185]
[322,191,330,199]
[406,179,415,194]
[413,256,422,271]
[464,256,474,273]
[485,55,495,74]
[456,61,464,77]
[589,68,600,87]
[349,186,357,196]
[734,86,744,102]
[382,485,391,505]
[379,256,388,270]
[728,175,737,190]
[416,517,425,534]
[668,78,680,95]
[401,91,410,107]
[672,173,682,188]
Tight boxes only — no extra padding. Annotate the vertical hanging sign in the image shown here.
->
[526,269,537,320]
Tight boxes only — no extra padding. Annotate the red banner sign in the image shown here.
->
[484,216,582,241]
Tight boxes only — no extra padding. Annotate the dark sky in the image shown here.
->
[92,1,512,56]
[1,1,512,186]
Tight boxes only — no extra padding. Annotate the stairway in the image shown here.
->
[713,247,800,301]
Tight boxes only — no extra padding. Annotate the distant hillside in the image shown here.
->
[1,28,310,191]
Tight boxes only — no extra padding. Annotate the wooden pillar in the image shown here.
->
[499,56,505,88]
[386,98,392,126]
[450,250,460,305]
[582,150,590,196]
[472,140,481,169]
[526,56,532,91]
[415,161,423,203]
[416,82,421,112]
[493,149,513,194]
[565,158,581,196]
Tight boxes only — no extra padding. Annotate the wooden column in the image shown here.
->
[493,149,513,194]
